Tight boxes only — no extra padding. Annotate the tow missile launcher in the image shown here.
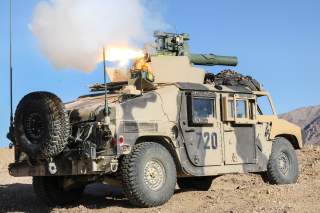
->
[154,31,238,66]
[128,31,239,91]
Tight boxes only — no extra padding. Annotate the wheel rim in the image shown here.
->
[144,159,166,191]
[24,112,45,143]
[278,152,290,176]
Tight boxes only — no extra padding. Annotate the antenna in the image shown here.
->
[102,47,108,115]
[9,0,13,129]
[7,0,15,146]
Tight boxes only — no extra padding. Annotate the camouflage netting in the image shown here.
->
[204,70,262,91]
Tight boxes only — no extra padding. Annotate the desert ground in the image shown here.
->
[0,146,319,213]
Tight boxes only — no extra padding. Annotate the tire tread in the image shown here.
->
[121,142,176,207]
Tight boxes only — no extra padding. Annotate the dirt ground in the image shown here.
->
[0,146,319,213]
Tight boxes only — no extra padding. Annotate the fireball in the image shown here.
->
[101,47,145,67]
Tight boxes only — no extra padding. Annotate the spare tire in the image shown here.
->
[14,92,70,159]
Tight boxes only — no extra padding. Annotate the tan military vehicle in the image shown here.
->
[8,32,304,207]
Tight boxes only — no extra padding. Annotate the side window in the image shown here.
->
[227,100,234,118]
[236,100,247,118]
[223,95,256,122]
[257,96,274,115]
[192,97,215,124]
[222,97,235,121]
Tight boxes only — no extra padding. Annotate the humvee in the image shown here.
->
[8,32,304,207]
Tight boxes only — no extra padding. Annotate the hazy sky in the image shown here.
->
[1,0,320,147]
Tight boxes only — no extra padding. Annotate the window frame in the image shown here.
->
[234,94,257,124]
[222,93,257,124]
[222,96,236,122]
[187,91,216,126]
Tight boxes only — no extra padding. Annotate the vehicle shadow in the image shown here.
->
[0,183,50,213]
[79,183,133,210]
[0,183,139,212]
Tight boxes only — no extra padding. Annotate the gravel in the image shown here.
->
[0,146,319,213]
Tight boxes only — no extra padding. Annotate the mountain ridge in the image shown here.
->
[280,105,320,145]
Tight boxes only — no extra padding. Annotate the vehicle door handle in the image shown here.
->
[185,129,195,133]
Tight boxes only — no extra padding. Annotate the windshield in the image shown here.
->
[257,95,274,115]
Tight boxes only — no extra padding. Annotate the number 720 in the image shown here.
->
[197,132,218,150]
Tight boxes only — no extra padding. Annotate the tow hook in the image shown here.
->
[110,158,119,172]
[121,144,132,154]
[48,160,58,175]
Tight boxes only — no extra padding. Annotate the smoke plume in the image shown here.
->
[30,0,166,72]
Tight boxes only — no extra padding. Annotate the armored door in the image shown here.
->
[180,91,223,167]
[222,94,257,165]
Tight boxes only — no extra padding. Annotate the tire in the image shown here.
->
[14,92,70,159]
[177,176,213,191]
[121,142,177,207]
[266,137,299,184]
[33,176,85,206]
